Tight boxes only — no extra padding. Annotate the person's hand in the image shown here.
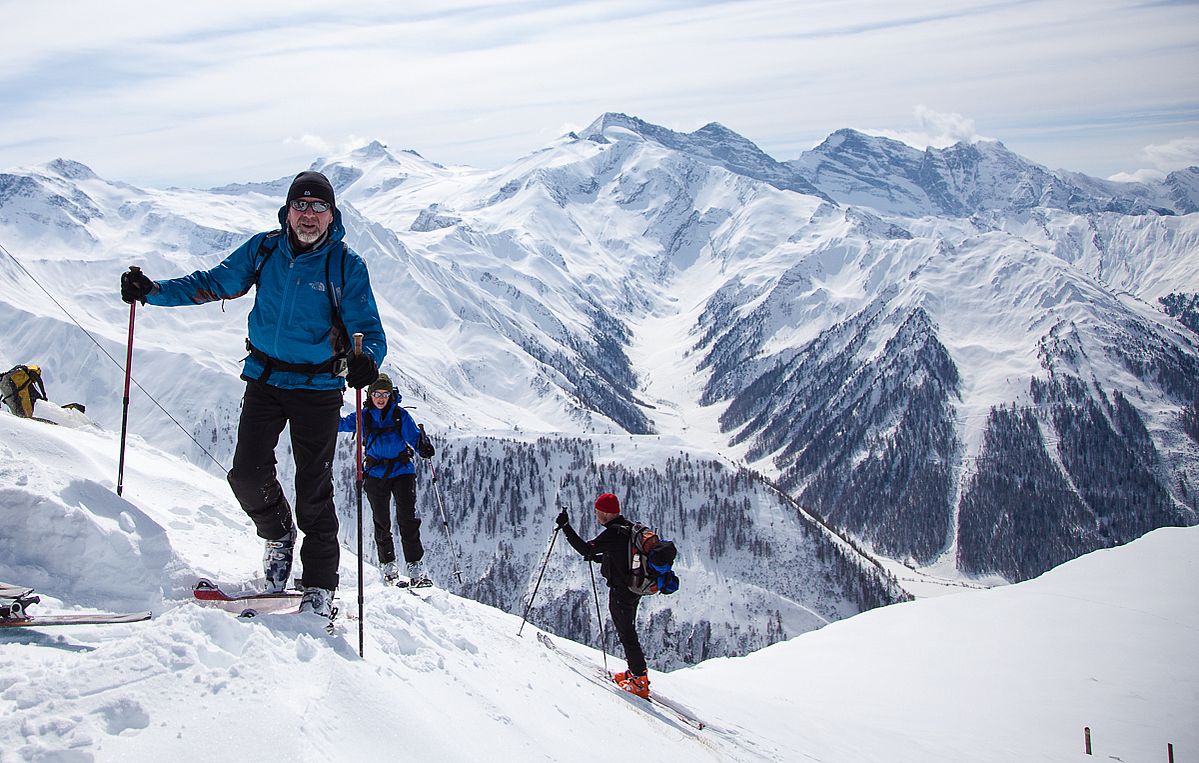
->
[417,436,435,459]
[120,267,156,305]
[555,509,569,529]
[347,352,378,389]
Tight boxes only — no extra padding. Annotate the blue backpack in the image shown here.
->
[627,523,680,596]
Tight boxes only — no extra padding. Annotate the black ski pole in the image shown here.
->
[422,439,464,585]
[117,267,139,497]
[353,333,365,658]
[588,559,610,675]
[518,524,559,637]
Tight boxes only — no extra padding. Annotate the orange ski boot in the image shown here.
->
[615,671,650,699]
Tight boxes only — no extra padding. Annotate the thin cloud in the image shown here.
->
[2,1,1197,186]
[1109,136,1199,181]
[861,106,993,150]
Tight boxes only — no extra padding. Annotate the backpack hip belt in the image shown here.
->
[363,450,412,472]
[245,339,348,384]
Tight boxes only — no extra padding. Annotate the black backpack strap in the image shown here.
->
[253,231,283,287]
[324,242,351,365]
[224,230,281,313]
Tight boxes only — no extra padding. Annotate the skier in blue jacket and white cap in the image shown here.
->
[120,170,386,620]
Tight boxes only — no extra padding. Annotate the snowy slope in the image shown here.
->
[1,409,1194,762]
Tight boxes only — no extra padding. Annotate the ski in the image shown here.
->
[0,581,150,627]
[536,632,707,731]
[394,578,436,601]
[192,578,305,615]
[192,579,342,634]
[394,578,434,589]
[1,611,152,628]
[0,582,37,599]
[0,584,39,619]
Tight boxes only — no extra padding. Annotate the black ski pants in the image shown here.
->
[609,585,647,676]
[363,472,424,565]
[226,380,343,591]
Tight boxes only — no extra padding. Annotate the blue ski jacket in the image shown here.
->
[146,205,386,390]
[339,395,426,479]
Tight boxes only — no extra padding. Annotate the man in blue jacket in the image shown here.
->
[121,171,386,619]
[339,373,436,587]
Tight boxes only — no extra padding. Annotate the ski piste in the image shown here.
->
[192,579,343,634]
[1,581,151,628]
[536,632,707,731]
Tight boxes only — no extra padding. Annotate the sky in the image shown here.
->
[1,0,1198,188]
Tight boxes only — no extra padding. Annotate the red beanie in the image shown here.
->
[595,492,621,515]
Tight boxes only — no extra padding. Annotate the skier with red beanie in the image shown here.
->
[556,492,652,698]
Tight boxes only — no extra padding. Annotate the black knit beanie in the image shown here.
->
[286,171,335,208]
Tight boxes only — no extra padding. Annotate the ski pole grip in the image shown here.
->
[353,332,363,356]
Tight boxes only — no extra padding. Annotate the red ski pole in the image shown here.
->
[353,332,365,658]
[117,267,140,496]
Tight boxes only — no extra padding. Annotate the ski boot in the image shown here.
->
[263,528,296,594]
[299,586,335,618]
[614,671,650,699]
[400,560,432,588]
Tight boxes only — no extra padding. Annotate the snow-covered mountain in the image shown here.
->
[2,114,1197,658]
[0,409,1194,762]
[789,127,1199,217]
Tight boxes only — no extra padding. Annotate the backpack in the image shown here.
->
[626,522,680,596]
[0,365,47,418]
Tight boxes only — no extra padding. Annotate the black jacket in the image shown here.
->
[562,515,634,589]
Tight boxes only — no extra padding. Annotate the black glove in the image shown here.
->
[347,352,378,389]
[120,268,156,305]
[555,509,569,529]
[417,436,435,459]
[416,424,436,458]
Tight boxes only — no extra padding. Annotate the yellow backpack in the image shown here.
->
[0,365,47,418]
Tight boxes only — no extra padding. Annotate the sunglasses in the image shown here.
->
[370,390,390,398]
[290,199,332,213]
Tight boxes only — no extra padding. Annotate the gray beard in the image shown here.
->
[294,228,323,245]
[289,226,327,252]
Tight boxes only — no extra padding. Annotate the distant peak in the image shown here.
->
[579,113,761,153]
[813,129,909,154]
[45,159,97,181]
[694,122,737,137]
[350,140,394,161]
[579,112,653,141]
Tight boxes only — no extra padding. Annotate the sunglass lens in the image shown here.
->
[290,200,331,212]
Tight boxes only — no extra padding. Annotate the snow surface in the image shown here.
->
[1,409,1195,762]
